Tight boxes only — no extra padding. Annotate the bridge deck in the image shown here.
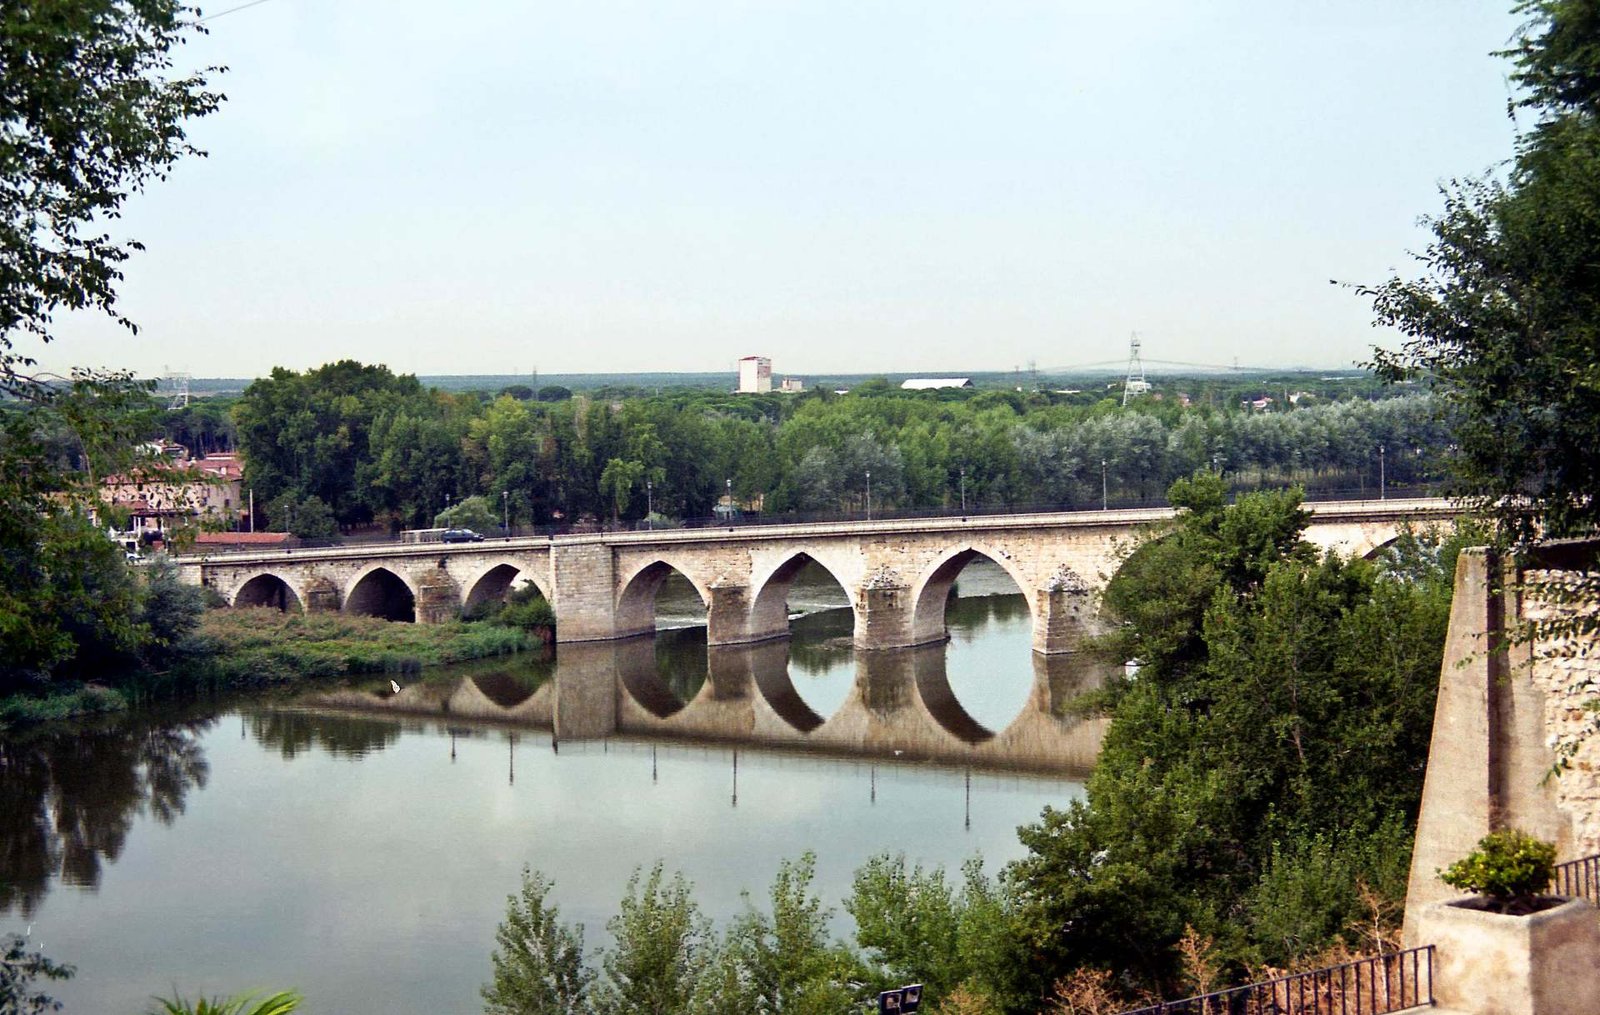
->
[173,497,1457,568]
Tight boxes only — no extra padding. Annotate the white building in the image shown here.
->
[900,378,972,390]
[737,356,772,393]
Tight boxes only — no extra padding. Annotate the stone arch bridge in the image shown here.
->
[176,498,1456,655]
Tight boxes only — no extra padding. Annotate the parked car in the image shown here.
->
[441,528,485,543]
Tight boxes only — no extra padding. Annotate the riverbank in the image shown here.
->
[174,609,540,687]
[0,609,542,732]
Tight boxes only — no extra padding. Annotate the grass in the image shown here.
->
[0,610,539,729]
[0,684,128,732]
[173,608,537,691]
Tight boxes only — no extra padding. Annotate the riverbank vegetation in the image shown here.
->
[169,610,538,691]
[0,557,546,731]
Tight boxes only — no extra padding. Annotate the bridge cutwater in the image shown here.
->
[175,498,1458,655]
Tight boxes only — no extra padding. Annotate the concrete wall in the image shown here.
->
[1404,542,1600,943]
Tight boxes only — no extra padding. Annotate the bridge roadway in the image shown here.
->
[176,497,1458,654]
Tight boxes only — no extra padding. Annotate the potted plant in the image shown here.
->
[1438,828,1561,915]
[1414,829,1600,1015]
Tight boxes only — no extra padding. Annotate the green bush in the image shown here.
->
[1439,829,1556,900]
[0,685,128,729]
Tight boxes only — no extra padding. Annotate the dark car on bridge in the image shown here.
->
[441,528,485,543]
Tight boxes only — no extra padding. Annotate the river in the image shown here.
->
[0,560,1102,1013]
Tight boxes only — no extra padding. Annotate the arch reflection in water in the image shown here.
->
[293,636,1110,775]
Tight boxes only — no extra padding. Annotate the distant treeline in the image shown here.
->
[153,361,1444,535]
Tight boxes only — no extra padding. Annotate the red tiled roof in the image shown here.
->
[193,531,290,545]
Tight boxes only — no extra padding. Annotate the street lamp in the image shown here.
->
[725,477,732,522]
[865,469,872,520]
[1379,444,1387,500]
[959,466,967,512]
[1101,459,1108,511]
[501,490,509,535]
[646,480,653,530]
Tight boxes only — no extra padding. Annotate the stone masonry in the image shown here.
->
[177,498,1453,655]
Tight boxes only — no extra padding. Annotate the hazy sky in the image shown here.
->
[41,1,1524,380]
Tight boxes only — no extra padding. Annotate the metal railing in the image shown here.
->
[178,486,1455,559]
[1555,853,1600,906]
[1117,946,1434,1015]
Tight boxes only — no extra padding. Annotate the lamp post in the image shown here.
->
[725,477,732,522]
[646,480,653,530]
[959,466,966,512]
[1379,444,1386,500]
[1101,459,1108,511]
[865,469,872,521]
[501,490,509,535]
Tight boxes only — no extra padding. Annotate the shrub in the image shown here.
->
[1438,829,1556,901]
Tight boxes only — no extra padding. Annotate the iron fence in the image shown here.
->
[1555,853,1600,905]
[1116,946,1434,1015]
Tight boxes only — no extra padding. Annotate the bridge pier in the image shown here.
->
[416,567,461,625]
[1032,585,1098,655]
[854,573,925,650]
[706,584,789,646]
[551,540,628,641]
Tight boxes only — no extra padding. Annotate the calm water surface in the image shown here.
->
[1,561,1097,1014]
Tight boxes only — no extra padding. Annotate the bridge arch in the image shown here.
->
[615,559,712,640]
[908,545,1034,648]
[232,571,303,612]
[345,565,418,622]
[463,561,551,615]
[749,552,855,644]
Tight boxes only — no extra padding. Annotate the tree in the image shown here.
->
[0,0,222,392]
[0,380,153,691]
[0,932,73,1015]
[434,494,497,533]
[233,362,427,528]
[846,854,1026,1009]
[598,458,645,523]
[138,554,207,669]
[1006,480,1460,1001]
[595,864,711,1015]
[482,868,592,1015]
[1364,0,1600,542]
[712,853,858,1015]
[263,492,336,539]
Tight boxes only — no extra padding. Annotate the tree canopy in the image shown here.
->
[0,0,221,391]
[1007,476,1471,1000]
[0,1,220,692]
[1366,0,1600,542]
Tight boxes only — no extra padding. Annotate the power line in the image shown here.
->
[199,0,279,23]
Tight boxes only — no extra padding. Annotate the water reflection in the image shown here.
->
[292,633,1109,776]
[0,718,211,917]
[250,712,404,760]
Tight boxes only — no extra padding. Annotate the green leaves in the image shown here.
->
[1010,480,1460,999]
[145,990,302,1015]
[483,868,592,1015]
[0,0,222,391]
[1439,829,1558,901]
[0,931,74,1015]
[596,864,711,1015]
[1366,1,1600,543]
